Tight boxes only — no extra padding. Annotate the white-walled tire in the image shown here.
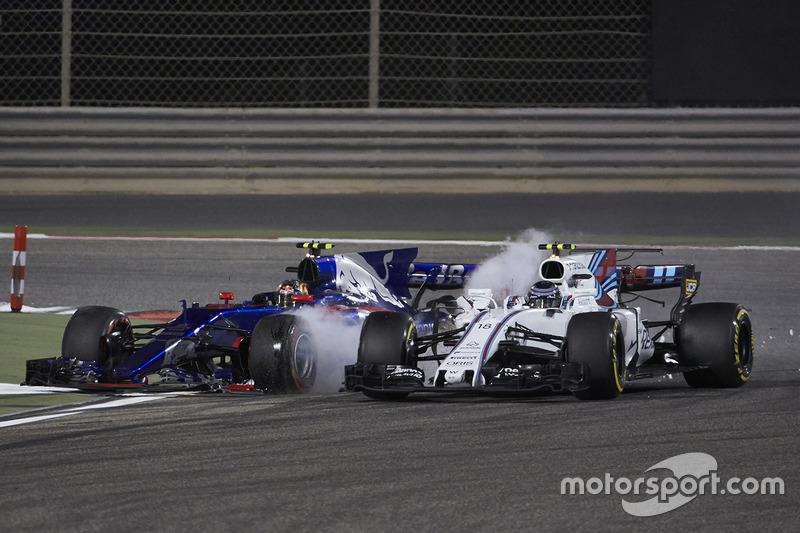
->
[249,314,316,393]
[61,305,133,381]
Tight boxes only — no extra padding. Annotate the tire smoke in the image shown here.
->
[466,228,554,300]
[295,228,553,392]
[295,306,362,393]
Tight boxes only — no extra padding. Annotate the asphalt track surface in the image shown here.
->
[1,193,798,532]
[2,192,800,244]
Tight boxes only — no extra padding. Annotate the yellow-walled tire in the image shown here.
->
[680,303,753,388]
[565,312,626,400]
[357,311,417,400]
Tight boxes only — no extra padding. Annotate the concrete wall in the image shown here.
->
[1,108,799,190]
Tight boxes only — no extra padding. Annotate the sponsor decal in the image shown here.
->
[685,278,698,296]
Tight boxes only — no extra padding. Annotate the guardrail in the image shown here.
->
[1,108,799,182]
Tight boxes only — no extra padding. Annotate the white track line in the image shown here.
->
[0,391,188,428]
[0,234,502,246]
[0,383,79,395]
[0,412,76,427]
[1,233,798,251]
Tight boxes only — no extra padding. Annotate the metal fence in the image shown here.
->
[1,0,650,107]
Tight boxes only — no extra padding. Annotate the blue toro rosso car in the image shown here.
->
[24,242,476,393]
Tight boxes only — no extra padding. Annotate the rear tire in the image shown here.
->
[357,312,418,400]
[249,314,316,393]
[565,312,626,400]
[679,303,753,388]
[61,306,132,381]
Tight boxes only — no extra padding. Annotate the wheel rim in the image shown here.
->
[611,320,626,392]
[103,316,132,363]
[403,323,417,365]
[736,312,753,378]
[293,333,315,383]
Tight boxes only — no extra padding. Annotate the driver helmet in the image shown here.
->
[528,281,561,309]
[276,279,309,308]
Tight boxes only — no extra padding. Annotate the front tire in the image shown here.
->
[249,314,316,393]
[358,312,418,367]
[565,312,626,400]
[61,305,133,381]
[679,303,753,388]
[357,312,418,400]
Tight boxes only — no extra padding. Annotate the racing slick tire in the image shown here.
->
[564,312,626,400]
[679,303,753,388]
[249,314,316,393]
[357,311,418,400]
[61,305,133,382]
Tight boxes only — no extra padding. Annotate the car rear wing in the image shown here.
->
[620,264,698,292]
[295,247,475,298]
[620,263,701,324]
[540,244,700,323]
[406,262,476,289]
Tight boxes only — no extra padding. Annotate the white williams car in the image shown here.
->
[345,244,754,400]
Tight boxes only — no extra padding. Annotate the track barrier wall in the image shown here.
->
[1,107,799,183]
[2,3,798,190]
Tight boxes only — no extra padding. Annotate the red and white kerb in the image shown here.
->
[10,225,27,312]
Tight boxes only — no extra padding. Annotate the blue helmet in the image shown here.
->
[528,281,561,308]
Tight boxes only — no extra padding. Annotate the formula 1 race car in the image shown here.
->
[23,243,476,393]
[345,243,754,400]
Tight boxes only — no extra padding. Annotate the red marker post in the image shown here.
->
[10,225,27,312]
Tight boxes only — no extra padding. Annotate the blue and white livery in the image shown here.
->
[346,243,754,400]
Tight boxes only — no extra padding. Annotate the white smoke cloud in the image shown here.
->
[295,306,363,393]
[466,228,554,300]
[293,228,554,391]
